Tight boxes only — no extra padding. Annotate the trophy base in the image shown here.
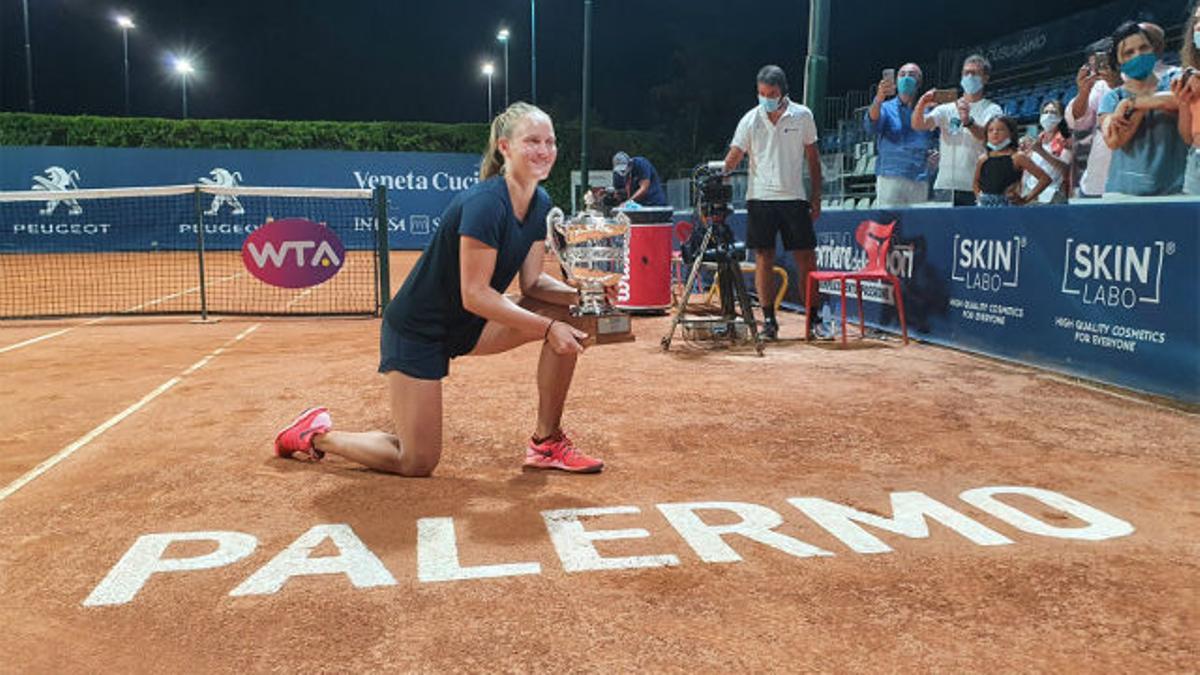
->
[569,310,635,345]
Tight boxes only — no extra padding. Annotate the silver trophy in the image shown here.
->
[546,197,633,343]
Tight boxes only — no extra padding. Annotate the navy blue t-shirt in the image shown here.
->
[384,176,552,356]
[612,156,667,206]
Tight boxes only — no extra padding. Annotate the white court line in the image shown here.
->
[0,272,246,354]
[123,272,245,312]
[0,329,71,354]
[285,288,315,309]
[0,323,262,503]
[0,317,107,355]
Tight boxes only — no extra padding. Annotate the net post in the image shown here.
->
[194,187,209,321]
[374,185,390,315]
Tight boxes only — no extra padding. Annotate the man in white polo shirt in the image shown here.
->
[912,54,1003,206]
[723,65,824,340]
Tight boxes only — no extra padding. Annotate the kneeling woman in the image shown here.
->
[274,102,603,474]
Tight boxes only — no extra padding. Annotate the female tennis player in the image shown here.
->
[274,102,604,475]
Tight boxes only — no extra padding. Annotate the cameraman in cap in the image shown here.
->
[723,65,824,340]
[612,151,667,207]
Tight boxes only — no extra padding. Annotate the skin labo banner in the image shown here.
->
[0,146,481,251]
[713,202,1199,403]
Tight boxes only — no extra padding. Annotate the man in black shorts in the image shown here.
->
[723,65,827,339]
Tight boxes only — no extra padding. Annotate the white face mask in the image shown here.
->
[1040,114,1062,132]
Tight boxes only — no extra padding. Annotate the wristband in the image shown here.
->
[544,320,556,341]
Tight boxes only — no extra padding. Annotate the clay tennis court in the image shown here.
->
[1,251,1196,672]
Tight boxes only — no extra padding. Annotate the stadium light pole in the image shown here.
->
[481,62,495,121]
[803,0,831,130]
[22,0,35,111]
[116,16,136,116]
[497,28,510,108]
[174,59,194,119]
[530,0,537,103]
[579,0,593,210]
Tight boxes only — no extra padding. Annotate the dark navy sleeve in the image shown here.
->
[531,188,552,238]
[631,157,652,184]
[457,192,507,249]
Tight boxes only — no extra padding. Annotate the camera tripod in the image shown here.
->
[660,214,765,356]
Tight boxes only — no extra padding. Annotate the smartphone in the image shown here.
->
[1093,51,1111,74]
[882,68,895,83]
[933,88,958,104]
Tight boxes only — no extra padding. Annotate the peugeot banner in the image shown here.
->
[0,145,482,250]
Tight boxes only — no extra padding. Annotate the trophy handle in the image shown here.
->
[546,206,566,264]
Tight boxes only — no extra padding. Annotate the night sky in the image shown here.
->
[0,0,1166,134]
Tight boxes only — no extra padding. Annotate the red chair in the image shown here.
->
[804,220,908,346]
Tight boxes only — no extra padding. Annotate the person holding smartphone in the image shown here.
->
[1066,38,1124,198]
[912,55,1003,207]
[864,63,937,208]
[1172,0,1200,195]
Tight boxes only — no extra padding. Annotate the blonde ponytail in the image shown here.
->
[480,102,548,180]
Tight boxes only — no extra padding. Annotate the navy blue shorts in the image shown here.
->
[378,324,452,381]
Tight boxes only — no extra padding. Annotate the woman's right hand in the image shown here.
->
[546,320,587,355]
[1076,64,1097,93]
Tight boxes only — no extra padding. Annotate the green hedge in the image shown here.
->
[0,113,694,208]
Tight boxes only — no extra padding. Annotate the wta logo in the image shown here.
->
[242,218,345,288]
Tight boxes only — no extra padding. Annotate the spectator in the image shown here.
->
[1172,0,1200,195]
[1067,38,1124,197]
[1140,22,1173,79]
[1020,100,1073,204]
[913,55,1004,206]
[611,151,667,207]
[864,63,937,208]
[974,116,1052,207]
[1099,21,1186,196]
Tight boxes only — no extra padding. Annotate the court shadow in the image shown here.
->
[302,464,604,554]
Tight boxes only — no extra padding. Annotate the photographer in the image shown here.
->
[864,63,937,207]
[612,151,667,207]
[723,65,824,340]
[1067,38,1123,197]
[1173,1,1200,195]
[912,55,1003,207]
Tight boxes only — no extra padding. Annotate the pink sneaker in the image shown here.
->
[274,407,332,461]
[524,430,604,473]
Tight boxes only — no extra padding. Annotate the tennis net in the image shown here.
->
[0,184,389,319]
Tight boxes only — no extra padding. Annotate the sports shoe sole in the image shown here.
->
[522,455,604,474]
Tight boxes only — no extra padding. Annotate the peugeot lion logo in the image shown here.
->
[31,166,84,216]
[199,168,246,216]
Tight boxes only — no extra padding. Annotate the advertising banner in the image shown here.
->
[0,146,481,250]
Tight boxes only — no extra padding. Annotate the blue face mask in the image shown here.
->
[987,139,1011,151]
[1120,53,1157,80]
[897,76,918,96]
[961,74,984,95]
[1194,31,1200,50]
[758,95,782,113]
